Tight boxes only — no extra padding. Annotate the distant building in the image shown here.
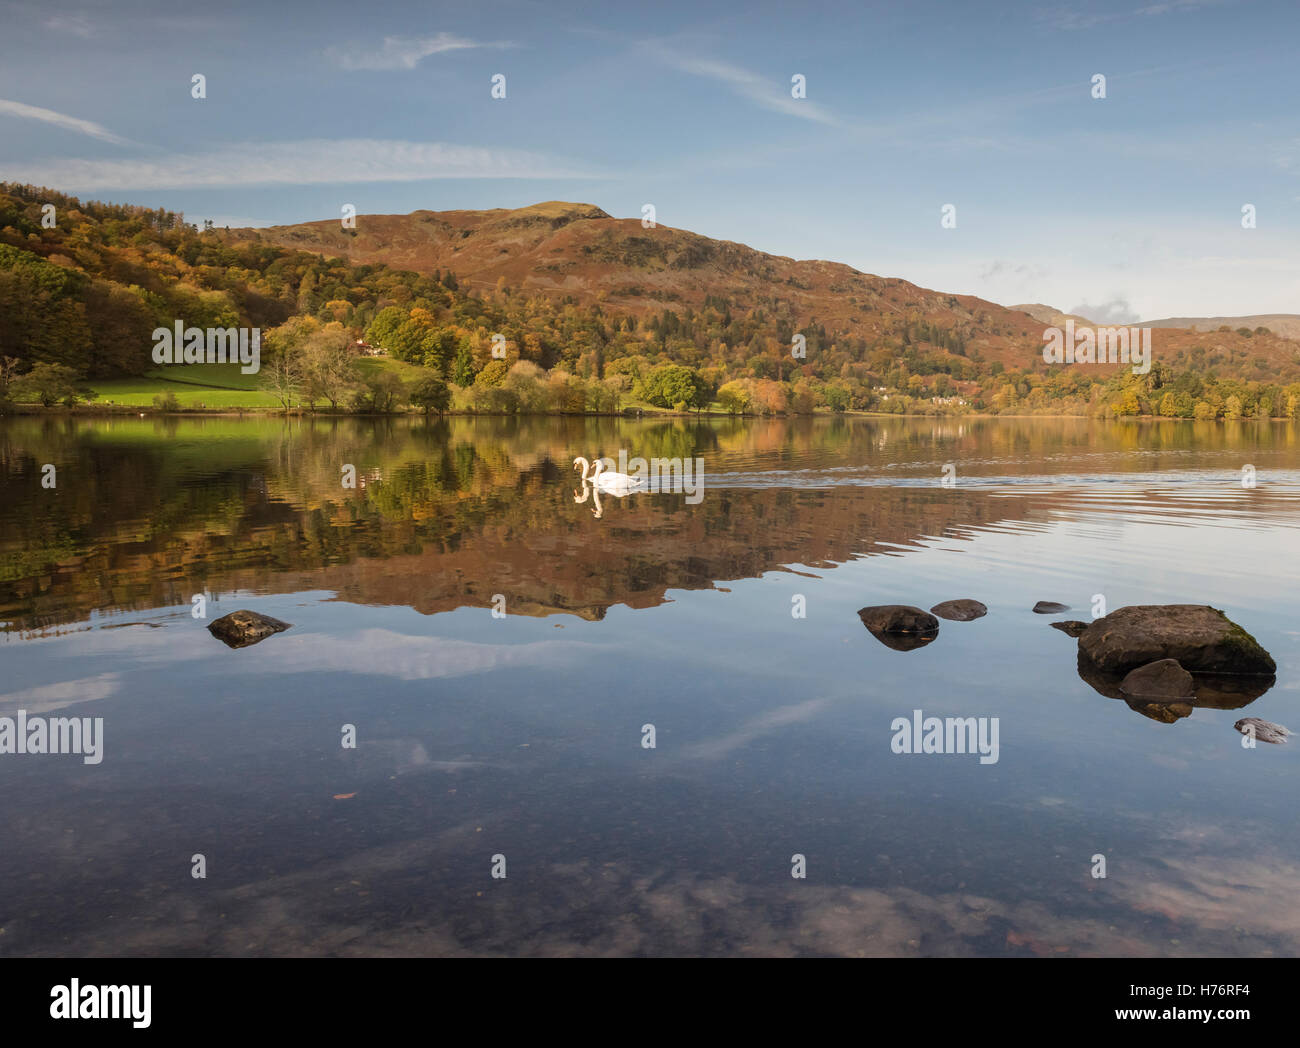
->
[355,340,388,357]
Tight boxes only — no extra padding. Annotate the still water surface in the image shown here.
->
[2,415,1298,956]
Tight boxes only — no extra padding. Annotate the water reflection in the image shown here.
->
[5,415,1300,634]
[3,415,1300,957]
[1076,650,1276,725]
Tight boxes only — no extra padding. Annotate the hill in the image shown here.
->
[2,183,1299,419]
[242,201,1063,372]
[1140,314,1300,340]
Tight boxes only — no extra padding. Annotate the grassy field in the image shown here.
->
[92,364,282,408]
[87,359,715,414]
[91,359,439,409]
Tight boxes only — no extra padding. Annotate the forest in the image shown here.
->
[3,182,1299,420]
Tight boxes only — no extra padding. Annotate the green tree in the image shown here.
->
[641,364,704,409]
[11,362,90,406]
[452,337,477,386]
[823,384,851,413]
[352,370,406,413]
[410,375,451,416]
[717,380,751,414]
[474,359,509,387]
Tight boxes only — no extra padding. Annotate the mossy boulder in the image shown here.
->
[1078,605,1274,676]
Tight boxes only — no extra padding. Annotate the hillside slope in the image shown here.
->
[235,202,1300,380]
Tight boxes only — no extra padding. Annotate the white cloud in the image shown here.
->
[0,98,132,146]
[259,629,599,681]
[327,32,511,71]
[1038,0,1225,31]
[656,51,838,125]
[1069,297,1142,324]
[0,672,120,714]
[1,138,600,190]
[44,14,93,37]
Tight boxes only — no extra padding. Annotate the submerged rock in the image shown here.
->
[1234,718,1292,745]
[1119,658,1195,701]
[208,609,292,649]
[1079,604,1275,676]
[1033,601,1070,614]
[930,599,987,622]
[1051,620,1090,637]
[858,605,939,634]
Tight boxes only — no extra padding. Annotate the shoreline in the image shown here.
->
[2,405,1297,422]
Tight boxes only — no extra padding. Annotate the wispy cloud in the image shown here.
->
[44,14,93,37]
[650,48,838,125]
[0,98,133,146]
[327,32,512,71]
[1,138,601,190]
[1038,0,1226,31]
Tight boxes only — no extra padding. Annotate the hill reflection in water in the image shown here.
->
[2,415,1300,957]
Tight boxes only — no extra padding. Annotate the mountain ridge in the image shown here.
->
[231,202,1300,382]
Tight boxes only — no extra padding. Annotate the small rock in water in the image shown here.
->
[1051,620,1089,637]
[1234,718,1292,745]
[858,605,939,634]
[1033,601,1070,614]
[208,609,293,649]
[858,605,939,652]
[1119,658,1195,701]
[930,599,987,622]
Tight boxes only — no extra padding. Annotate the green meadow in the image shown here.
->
[89,359,429,410]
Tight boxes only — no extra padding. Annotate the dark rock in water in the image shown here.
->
[1119,659,1195,701]
[858,605,939,634]
[930,599,987,622]
[1051,620,1089,637]
[1033,601,1070,614]
[858,605,938,652]
[1078,604,1275,676]
[208,609,292,649]
[1234,717,1292,745]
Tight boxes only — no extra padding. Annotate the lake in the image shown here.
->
[2,414,1299,956]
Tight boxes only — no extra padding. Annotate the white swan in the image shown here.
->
[590,457,645,496]
[573,456,594,482]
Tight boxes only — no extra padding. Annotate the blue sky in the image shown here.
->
[1,0,1297,319]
